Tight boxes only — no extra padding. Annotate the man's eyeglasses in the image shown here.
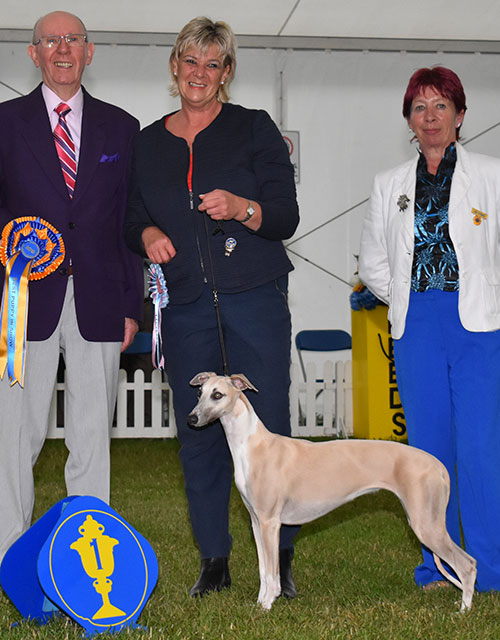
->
[32,34,88,48]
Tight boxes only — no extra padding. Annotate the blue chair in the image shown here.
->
[120,331,155,426]
[124,331,152,355]
[295,329,352,435]
[295,329,352,382]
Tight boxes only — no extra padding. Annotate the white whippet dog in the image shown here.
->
[188,372,477,612]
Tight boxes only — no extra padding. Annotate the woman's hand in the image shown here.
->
[198,189,243,220]
[141,226,176,264]
[199,190,262,230]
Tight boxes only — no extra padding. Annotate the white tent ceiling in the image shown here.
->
[2,0,500,52]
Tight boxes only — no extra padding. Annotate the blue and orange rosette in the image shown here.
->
[0,217,65,387]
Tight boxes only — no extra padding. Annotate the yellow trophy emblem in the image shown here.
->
[70,515,125,620]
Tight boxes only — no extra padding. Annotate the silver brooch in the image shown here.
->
[224,237,237,257]
[397,194,410,212]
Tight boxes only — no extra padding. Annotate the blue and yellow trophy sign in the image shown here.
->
[38,496,158,634]
[1,496,158,635]
[0,216,65,386]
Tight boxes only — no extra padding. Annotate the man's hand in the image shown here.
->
[121,317,139,353]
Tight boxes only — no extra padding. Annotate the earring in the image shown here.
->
[174,72,177,76]
[221,80,224,85]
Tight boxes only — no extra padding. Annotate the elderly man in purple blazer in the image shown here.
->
[0,11,143,562]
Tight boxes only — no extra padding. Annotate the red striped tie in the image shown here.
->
[54,102,77,198]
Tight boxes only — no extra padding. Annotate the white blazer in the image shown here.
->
[359,143,500,339]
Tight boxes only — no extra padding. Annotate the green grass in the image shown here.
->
[1,439,499,639]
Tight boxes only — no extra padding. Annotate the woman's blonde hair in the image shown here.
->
[169,16,237,103]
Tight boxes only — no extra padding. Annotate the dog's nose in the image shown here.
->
[187,413,198,426]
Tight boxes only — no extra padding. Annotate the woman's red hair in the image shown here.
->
[403,66,467,138]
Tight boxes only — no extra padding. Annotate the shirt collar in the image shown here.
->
[41,84,84,120]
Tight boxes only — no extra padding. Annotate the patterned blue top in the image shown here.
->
[411,143,459,292]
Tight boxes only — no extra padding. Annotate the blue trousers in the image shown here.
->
[162,276,299,558]
[394,290,500,591]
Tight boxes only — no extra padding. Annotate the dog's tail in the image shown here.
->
[432,554,463,591]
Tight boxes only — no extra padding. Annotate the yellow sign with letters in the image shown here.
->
[351,306,406,440]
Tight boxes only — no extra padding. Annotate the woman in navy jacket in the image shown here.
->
[125,17,300,597]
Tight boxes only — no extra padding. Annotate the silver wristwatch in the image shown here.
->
[242,201,255,223]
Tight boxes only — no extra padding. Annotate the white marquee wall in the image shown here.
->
[2,42,500,362]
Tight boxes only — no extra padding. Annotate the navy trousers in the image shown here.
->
[394,290,500,591]
[162,276,299,558]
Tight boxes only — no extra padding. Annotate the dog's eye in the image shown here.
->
[212,391,223,400]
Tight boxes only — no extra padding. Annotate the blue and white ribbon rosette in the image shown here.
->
[148,264,169,370]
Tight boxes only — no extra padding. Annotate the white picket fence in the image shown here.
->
[47,361,353,439]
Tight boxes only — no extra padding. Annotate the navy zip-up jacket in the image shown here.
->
[125,102,299,304]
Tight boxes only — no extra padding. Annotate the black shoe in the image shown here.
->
[279,548,297,598]
[189,557,231,597]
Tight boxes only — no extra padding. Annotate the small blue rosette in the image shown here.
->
[350,284,381,311]
[148,264,169,370]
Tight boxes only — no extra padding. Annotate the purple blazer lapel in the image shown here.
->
[72,91,105,204]
[19,86,70,199]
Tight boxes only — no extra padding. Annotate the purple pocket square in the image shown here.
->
[99,152,120,163]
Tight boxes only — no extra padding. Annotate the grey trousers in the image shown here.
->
[0,278,121,562]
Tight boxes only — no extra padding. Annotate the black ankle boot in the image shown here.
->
[189,557,231,597]
[279,548,297,598]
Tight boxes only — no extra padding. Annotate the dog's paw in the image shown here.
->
[258,599,273,611]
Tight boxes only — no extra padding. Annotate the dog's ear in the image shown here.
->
[189,372,216,387]
[230,374,258,393]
